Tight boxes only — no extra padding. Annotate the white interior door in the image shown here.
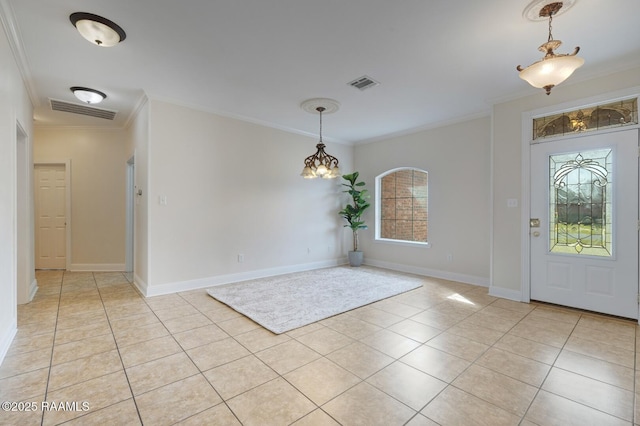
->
[34,164,67,269]
[530,129,639,319]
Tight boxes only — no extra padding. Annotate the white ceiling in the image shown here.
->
[4,0,640,143]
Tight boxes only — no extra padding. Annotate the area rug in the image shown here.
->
[206,266,423,334]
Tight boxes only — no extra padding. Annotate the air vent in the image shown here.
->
[50,99,117,120]
[348,75,379,91]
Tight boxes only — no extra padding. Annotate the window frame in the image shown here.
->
[375,167,431,248]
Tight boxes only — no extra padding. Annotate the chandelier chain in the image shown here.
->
[548,13,554,42]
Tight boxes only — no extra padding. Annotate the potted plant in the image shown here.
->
[339,171,371,266]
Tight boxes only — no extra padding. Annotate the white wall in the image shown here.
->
[491,67,640,299]
[34,127,129,270]
[143,100,354,295]
[354,116,491,285]
[0,10,34,364]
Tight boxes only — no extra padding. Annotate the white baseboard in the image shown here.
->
[364,259,490,288]
[133,273,148,297]
[488,285,523,302]
[0,319,17,367]
[144,259,346,297]
[28,278,38,301]
[69,263,125,272]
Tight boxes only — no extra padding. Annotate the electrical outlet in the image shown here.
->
[446,253,453,262]
[237,254,244,263]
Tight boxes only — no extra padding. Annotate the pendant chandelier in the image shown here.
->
[300,99,341,179]
[517,1,584,95]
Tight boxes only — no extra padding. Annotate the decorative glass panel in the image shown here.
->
[549,149,612,256]
[533,98,637,140]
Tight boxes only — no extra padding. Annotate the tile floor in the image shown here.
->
[0,269,638,425]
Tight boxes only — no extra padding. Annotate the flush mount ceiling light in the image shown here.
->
[516,1,584,95]
[70,12,126,47]
[70,87,106,104]
[300,98,341,180]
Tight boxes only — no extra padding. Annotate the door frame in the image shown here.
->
[125,155,135,273]
[520,89,640,312]
[34,160,72,271]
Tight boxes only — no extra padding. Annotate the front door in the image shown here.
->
[530,129,638,319]
[34,164,67,269]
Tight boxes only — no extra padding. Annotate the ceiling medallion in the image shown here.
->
[300,98,341,180]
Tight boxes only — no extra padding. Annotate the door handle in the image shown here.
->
[530,218,540,228]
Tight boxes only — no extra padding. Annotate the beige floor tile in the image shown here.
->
[173,324,229,350]
[52,333,116,365]
[452,364,537,416]
[328,341,395,378]
[322,315,383,340]
[405,414,440,425]
[48,349,123,392]
[478,305,528,322]
[53,320,112,346]
[144,294,190,311]
[542,367,633,421]
[461,311,518,333]
[323,382,416,426]
[255,340,321,375]
[0,346,52,380]
[421,386,520,426]
[410,309,467,329]
[387,319,442,343]
[6,332,54,356]
[555,349,634,391]
[176,403,241,425]
[203,355,278,400]
[233,327,291,353]
[63,398,141,426]
[348,306,404,328]
[284,321,325,338]
[564,335,634,368]
[42,370,132,426]
[127,352,199,395]
[525,390,628,426]
[578,314,636,338]
[216,316,261,336]
[508,322,571,348]
[476,347,550,387]
[55,310,108,330]
[493,333,560,365]
[119,335,183,368]
[359,329,422,358]
[226,377,315,426]
[201,305,242,323]
[0,403,45,425]
[294,327,355,355]
[490,298,535,314]
[104,302,153,320]
[400,345,470,383]
[527,305,581,324]
[153,304,200,322]
[366,361,447,410]
[571,323,635,351]
[370,299,423,318]
[186,337,251,371]
[162,313,213,334]
[292,409,341,425]
[135,374,222,426]
[112,322,169,348]
[13,320,56,338]
[518,314,577,335]
[109,312,160,334]
[425,332,489,362]
[0,367,49,401]
[446,320,505,346]
[284,357,360,405]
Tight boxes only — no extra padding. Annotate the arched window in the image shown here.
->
[376,168,429,245]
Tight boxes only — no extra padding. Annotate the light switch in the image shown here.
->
[159,195,167,205]
[507,198,518,208]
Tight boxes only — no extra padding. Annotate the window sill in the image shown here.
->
[374,238,431,248]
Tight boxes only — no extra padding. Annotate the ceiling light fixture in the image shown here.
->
[70,12,126,47]
[517,1,584,95]
[300,98,341,179]
[70,87,107,104]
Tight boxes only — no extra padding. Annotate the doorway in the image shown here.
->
[34,163,70,270]
[529,129,638,318]
[125,156,135,273]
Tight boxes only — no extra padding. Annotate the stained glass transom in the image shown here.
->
[533,98,637,140]
[549,149,612,257]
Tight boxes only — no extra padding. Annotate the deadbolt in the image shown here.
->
[530,218,540,228]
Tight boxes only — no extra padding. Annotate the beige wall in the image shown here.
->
[491,67,640,298]
[0,12,34,362]
[34,127,129,269]
[143,100,354,295]
[354,116,491,284]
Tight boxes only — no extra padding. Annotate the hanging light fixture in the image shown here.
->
[70,12,126,47]
[70,87,107,104]
[517,1,584,95]
[300,99,341,179]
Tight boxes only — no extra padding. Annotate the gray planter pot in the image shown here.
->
[348,251,364,267]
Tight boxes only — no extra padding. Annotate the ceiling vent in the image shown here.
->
[348,75,379,91]
[50,99,117,120]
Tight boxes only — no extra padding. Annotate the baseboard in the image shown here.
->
[133,273,148,297]
[28,278,38,301]
[488,285,523,302]
[69,263,125,272]
[0,319,17,367]
[364,259,490,287]
[144,259,346,297]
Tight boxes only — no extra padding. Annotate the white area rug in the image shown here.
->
[207,266,423,334]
